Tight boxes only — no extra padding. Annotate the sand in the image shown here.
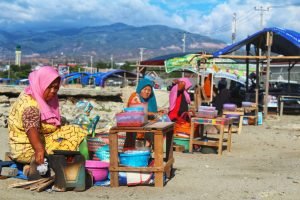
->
[0,115,300,200]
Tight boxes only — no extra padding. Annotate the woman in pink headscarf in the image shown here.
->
[8,66,87,165]
[168,78,192,122]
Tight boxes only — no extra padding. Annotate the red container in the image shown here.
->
[116,112,145,127]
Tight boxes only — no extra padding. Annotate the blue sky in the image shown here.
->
[0,0,299,43]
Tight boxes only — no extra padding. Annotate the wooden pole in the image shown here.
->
[246,44,250,92]
[136,61,140,83]
[263,32,273,119]
[255,47,260,124]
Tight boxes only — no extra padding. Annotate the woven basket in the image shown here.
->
[87,136,107,160]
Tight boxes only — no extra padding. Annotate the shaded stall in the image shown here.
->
[211,27,300,118]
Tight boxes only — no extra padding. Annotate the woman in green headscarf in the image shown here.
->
[124,78,158,148]
[127,78,158,114]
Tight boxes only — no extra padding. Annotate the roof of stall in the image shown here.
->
[213,27,300,57]
[140,52,204,66]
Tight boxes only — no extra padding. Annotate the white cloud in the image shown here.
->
[0,0,299,43]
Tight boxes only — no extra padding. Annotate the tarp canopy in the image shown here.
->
[213,27,300,57]
[140,52,202,66]
[79,69,138,87]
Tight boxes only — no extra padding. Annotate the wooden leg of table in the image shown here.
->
[189,120,195,153]
[227,124,232,152]
[154,131,164,187]
[109,132,119,187]
[165,129,174,178]
[280,102,283,116]
[238,116,243,134]
[218,125,224,156]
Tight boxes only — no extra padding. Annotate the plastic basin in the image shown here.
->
[119,150,150,167]
[85,160,109,181]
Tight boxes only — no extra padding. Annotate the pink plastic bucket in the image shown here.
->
[85,160,109,182]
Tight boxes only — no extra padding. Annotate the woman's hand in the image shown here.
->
[27,127,46,165]
[34,148,45,165]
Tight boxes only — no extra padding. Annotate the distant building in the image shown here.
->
[15,45,21,66]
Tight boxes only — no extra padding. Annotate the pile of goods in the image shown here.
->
[196,106,218,118]
[115,103,148,127]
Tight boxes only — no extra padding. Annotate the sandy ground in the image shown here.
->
[0,115,300,200]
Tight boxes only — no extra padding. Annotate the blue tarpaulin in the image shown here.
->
[213,27,300,57]
[62,70,138,87]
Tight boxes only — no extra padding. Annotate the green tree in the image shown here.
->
[95,61,110,69]
[69,65,84,73]
[120,61,135,71]
[8,64,32,79]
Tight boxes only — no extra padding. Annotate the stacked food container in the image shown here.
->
[197,106,218,118]
[115,103,148,127]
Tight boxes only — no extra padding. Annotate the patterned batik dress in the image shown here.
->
[8,93,87,163]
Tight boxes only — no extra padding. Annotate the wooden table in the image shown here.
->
[109,122,174,187]
[222,111,244,134]
[189,117,233,156]
[279,95,300,116]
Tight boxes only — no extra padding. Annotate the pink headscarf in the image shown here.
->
[169,78,192,112]
[25,66,61,126]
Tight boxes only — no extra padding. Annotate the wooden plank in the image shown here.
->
[154,131,164,187]
[218,125,225,156]
[37,178,55,192]
[110,166,163,172]
[109,132,119,187]
[189,120,195,153]
[145,122,174,130]
[173,145,185,152]
[29,177,53,191]
[8,178,49,188]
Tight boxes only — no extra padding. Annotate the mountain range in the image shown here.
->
[0,23,226,62]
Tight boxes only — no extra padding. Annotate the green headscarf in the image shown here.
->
[136,78,158,112]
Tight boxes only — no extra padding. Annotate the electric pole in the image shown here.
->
[110,54,113,69]
[182,33,186,53]
[232,13,237,44]
[8,57,11,79]
[90,55,93,72]
[139,48,145,61]
[254,6,270,29]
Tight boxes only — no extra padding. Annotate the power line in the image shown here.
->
[270,3,300,8]
[205,8,257,36]
[254,6,270,29]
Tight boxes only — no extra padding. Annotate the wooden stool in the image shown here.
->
[189,117,233,156]
[222,111,244,134]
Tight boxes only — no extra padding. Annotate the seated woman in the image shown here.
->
[168,78,192,122]
[213,78,231,115]
[8,66,87,166]
[124,78,158,148]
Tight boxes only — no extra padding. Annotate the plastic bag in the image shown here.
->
[76,100,94,115]
[72,114,90,128]
[158,114,171,122]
